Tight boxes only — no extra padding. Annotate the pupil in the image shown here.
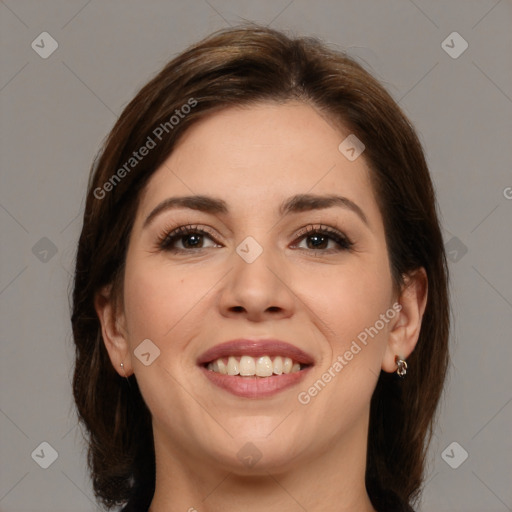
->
[185,234,202,248]
[309,235,327,249]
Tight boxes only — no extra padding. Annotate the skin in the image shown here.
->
[96,101,427,511]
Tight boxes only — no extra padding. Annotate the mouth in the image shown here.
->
[197,339,314,398]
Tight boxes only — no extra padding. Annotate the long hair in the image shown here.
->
[71,24,449,509]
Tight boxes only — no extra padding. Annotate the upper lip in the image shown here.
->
[197,338,315,366]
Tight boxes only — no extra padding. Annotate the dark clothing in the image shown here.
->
[122,503,414,511]
[120,489,416,511]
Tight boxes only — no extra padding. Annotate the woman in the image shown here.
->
[72,25,449,511]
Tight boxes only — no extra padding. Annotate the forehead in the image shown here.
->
[138,102,381,224]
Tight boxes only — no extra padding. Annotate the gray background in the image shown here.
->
[1,1,511,511]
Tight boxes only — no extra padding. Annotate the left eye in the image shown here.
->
[296,233,339,250]
[159,226,218,251]
[293,227,353,252]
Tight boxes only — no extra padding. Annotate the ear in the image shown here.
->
[382,268,428,373]
[94,284,134,377]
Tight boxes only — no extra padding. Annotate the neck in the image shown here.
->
[149,414,375,512]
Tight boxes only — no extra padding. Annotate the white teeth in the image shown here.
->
[207,355,306,376]
[239,355,256,376]
[217,358,227,375]
[273,356,283,375]
[227,356,239,375]
[256,356,273,377]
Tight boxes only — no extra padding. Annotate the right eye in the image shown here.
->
[158,225,221,252]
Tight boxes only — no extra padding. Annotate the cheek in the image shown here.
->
[122,255,234,375]
[313,264,395,400]
[297,265,392,426]
[303,258,393,340]
[303,259,393,415]
[122,255,209,343]
[121,258,209,413]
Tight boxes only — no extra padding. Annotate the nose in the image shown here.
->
[217,245,296,322]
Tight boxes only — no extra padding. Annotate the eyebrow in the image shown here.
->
[143,193,368,228]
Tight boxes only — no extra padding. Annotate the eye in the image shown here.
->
[158,225,220,252]
[292,225,353,252]
[156,224,353,254]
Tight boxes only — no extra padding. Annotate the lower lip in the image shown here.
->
[200,366,312,398]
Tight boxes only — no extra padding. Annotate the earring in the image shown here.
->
[119,362,131,384]
[395,355,407,377]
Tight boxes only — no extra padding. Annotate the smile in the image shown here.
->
[197,338,314,398]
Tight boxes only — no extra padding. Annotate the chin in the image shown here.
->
[199,420,308,472]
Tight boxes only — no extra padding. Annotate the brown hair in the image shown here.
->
[72,24,449,510]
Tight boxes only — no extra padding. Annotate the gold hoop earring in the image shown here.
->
[395,355,407,377]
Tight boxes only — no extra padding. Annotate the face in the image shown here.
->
[105,102,403,473]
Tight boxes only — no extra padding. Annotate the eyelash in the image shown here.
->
[156,223,354,254]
